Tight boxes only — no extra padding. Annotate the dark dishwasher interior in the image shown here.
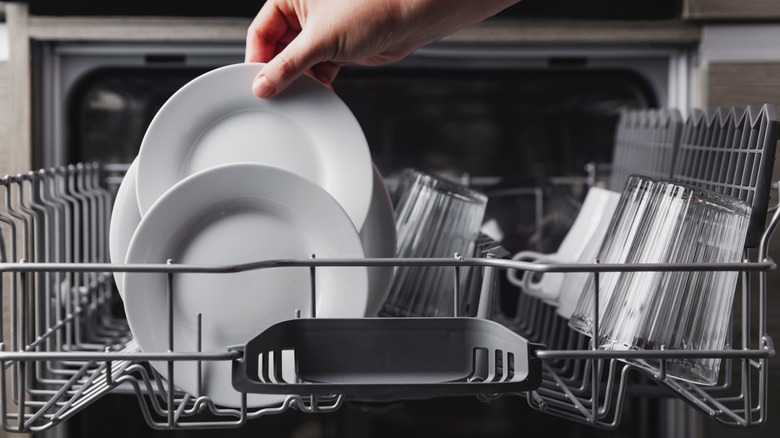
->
[53,63,661,437]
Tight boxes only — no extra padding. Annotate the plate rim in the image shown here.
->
[135,62,372,230]
[108,158,141,299]
[123,162,369,407]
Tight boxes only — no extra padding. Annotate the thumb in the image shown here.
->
[252,31,325,98]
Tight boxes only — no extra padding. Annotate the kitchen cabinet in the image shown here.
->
[684,0,780,20]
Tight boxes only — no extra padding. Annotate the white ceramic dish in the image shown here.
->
[123,163,368,408]
[135,62,373,231]
[508,187,621,304]
[108,158,142,298]
[360,165,397,316]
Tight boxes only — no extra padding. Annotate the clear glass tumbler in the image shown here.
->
[569,174,750,385]
[599,182,749,385]
[568,175,659,335]
[380,169,488,317]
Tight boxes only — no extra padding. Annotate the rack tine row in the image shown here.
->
[495,104,780,429]
[0,164,127,432]
[1,152,778,432]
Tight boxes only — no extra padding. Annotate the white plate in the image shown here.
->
[108,158,142,298]
[361,165,397,316]
[123,163,368,408]
[135,62,373,231]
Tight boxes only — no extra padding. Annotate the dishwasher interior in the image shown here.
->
[0,104,778,436]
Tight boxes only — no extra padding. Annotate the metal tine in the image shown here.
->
[538,356,617,417]
[4,177,34,356]
[54,166,90,352]
[59,165,113,350]
[528,301,551,342]
[70,165,109,347]
[82,164,110,290]
[91,163,113,267]
[723,109,740,198]
[66,164,96,290]
[41,169,71,351]
[4,175,42,415]
[59,165,96,344]
[78,165,97,267]
[539,303,557,344]
[559,332,592,383]
[524,296,543,341]
[33,170,65,358]
[507,291,531,337]
[36,171,80,377]
[88,165,123,331]
[540,315,567,372]
[745,108,765,203]
[6,176,64,400]
[527,299,548,341]
[543,320,580,376]
[0,178,24,408]
[544,337,622,398]
[544,353,594,398]
[26,172,60,385]
[512,290,538,338]
[16,174,55,391]
[129,360,276,428]
[63,166,85,304]
[51,167,103,363]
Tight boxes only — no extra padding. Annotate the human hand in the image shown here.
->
[246,0,520,97]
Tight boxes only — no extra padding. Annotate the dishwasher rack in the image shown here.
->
[0,164,776,433]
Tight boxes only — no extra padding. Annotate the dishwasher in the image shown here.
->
[0,103,777,436]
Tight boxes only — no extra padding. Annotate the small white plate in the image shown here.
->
[361,165,397,316]
[123,163,368,408]
[108,158,142,298]
[135,62,373,231]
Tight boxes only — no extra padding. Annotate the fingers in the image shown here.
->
[252,29,328,98]
[245,1,294,63]
[310,61,342,87]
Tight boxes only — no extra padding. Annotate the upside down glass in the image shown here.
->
[569,175,750,385]
[568,175,659,335]
[380,169,488,317]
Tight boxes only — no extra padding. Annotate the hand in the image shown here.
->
[246,0,520,97]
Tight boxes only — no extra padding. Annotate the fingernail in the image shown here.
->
[252,75,276,98]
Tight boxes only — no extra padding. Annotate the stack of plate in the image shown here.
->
[108,63,396,408]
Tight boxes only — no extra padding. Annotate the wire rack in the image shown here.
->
[609,108,682,192]
[673,105,779,247]
[0,162,776,433]
[0,103,778,433]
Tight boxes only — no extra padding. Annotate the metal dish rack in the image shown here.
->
[0,164,775,433]
[0,104,778,433]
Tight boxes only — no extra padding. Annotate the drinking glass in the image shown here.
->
[568,174,750,385]
[568,175,659,334]
[599,183,749,385]
[380,169,488,317]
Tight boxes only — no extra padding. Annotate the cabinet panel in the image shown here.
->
[685,0,780,20]
[707,63,780,108]
[705,61,780,438]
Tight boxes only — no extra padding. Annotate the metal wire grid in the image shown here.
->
[0,165,350,432]
[495,211,778,428]
[0,165,131,432]
[608,108,682,192]
[672,104,780,247]
[0,164,776,432]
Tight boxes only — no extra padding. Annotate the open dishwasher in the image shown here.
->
[0,104,778,434]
